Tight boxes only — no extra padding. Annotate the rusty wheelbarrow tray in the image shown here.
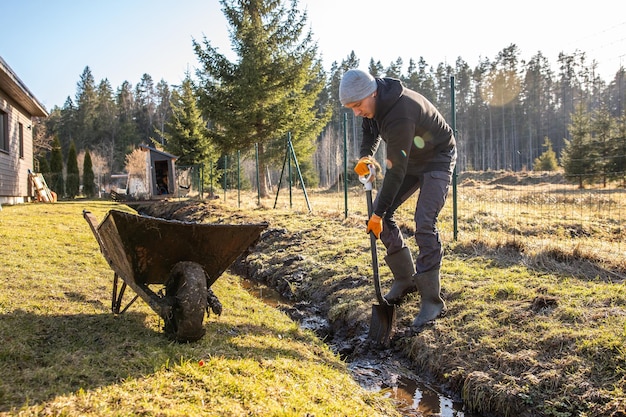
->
[83,209,268,342]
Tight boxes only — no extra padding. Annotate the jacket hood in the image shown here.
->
[374,78,404,122]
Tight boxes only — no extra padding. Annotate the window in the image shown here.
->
[19,122,24,158]
[0,110,7,152]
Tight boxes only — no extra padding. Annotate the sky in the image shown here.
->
[1,0,625,112]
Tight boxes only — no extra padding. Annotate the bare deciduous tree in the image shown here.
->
[124,148,147,183]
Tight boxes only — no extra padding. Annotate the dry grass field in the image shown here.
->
[212,170,626,416]
[452,171,624,278]
[1,170,624,416]
[259,170,625,278]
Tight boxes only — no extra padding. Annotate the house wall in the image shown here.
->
[0,92,34,205]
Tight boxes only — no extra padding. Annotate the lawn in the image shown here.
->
[0,201,399,417]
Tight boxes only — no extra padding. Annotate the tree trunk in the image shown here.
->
[257,142,271,198]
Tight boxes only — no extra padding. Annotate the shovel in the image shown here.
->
[359,166,396,346]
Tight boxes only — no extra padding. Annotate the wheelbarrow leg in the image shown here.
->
[112,273,138,314]
[112,273,123,314]
[120,294,139,314]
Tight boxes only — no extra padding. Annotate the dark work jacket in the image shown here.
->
[360,77,457,217]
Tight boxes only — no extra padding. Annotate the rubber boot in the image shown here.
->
[383,247,417,305]
[412,268,445,328]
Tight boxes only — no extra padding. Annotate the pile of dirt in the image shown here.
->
[459,170,566,186]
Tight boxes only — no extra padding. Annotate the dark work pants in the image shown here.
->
[375,171,452,273]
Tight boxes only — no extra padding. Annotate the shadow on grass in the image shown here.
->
[0,306,333,412]
[0,309,163,411]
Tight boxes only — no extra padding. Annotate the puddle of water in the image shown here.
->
[241,279,479,417]
[348,361,474,417]
[390,376,467,417]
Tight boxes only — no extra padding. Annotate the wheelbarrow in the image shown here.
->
[83,209,268,342]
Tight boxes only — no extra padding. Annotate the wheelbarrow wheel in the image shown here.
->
[164,261,208,343]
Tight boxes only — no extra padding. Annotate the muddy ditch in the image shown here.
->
[133,200,481,417]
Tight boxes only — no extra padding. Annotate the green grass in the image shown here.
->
[0,201,399,417]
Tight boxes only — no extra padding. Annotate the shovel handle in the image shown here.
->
[358,164,375,192]
[365,188,387,306]
[360,163,387,305]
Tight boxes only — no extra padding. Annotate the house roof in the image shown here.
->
[0,55,49,118]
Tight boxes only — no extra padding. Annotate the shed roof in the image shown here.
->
[139,144,178,160]
[0,55,49,118]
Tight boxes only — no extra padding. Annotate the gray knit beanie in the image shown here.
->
[339,69,377,105]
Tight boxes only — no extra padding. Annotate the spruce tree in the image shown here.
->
[592,105,617,186]
[193,0,330,197]
[66,141,80,198]
[83,150,96,197]
[159,75,221,193]
[38,157,50,174]
[561,104,595,188]
[533,137,559,171]
[48,136,64,197]
[614,112,626,186]
[159,75,214,166]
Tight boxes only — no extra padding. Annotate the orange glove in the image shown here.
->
[366,214,383,239]
[354,156,374,176]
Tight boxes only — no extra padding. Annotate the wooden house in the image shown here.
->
[0,56,49,205]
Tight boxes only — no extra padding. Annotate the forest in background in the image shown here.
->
[31,0,626,196]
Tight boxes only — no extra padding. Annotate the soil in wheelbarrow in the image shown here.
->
[131,198,478,416]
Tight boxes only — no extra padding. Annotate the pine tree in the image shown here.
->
[193,0,330,197]
[154,80,172,145]
[58,97,77,154]
[522,52,555,168]
[75,67,98,151]
[115,81,141,173]
[93,79,118,164]
[82,149,96,197]
[66,141,80,198]
[135,73,157,140]
[49,136,64,197]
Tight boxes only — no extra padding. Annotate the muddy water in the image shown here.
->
[392,377,466,416]
[242,280,478,417]
[348,358,469,417]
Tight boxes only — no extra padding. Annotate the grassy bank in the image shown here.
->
[0,201,399,417]
[149,181,625,417]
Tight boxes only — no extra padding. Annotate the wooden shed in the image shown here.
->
[0,56,49,205]
[139,144,178,199]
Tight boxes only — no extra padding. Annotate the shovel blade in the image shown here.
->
[368,303,396,346]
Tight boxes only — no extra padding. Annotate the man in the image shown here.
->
[339,69,456,330]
